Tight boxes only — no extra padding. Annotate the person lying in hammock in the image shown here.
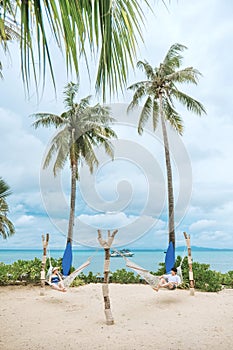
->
[49,267,67,292]
[153,267,181,292]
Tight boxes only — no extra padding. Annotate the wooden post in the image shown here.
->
[183,232,195,296]
[40,233,49,296]
[97,229,118,325]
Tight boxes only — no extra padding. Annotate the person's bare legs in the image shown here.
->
[154,281,176,292]
[153,278,167,292]
[51,283,67,292]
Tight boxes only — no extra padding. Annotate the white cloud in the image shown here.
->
[189,220,216,232]
[15,215,35,225]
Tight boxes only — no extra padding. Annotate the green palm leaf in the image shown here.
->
[138,96,153,135]
[171,89,206,116]
[2,0,153,98]
[0,177,12,199]
[163,43,187,70]
[0,178,15,239]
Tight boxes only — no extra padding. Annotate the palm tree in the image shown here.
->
[2,0,153,99]
[0,177,15,239]
[31,82,117,273]
[128,43,206,247]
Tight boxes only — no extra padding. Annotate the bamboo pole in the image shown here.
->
[183,232,195,296]
[97,229,118,325]
[40,233,49,296]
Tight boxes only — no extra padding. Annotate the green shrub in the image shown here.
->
[220,270,233,288]
[69,277,85,287]
[0,256,232,292]
[78,271,100,284]
[110,268,141,284]
[0,258,42,285]
[0,263,11,285]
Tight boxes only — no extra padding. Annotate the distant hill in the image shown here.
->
[176,246,233,252]
[129,246,233,252]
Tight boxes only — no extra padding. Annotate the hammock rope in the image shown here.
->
[176,246,187,283]
[113,250,160,289]
[63,257,91,288]
[46,248,53,279]
[46,258,91,288]
[114,248,186,289]
[125,258,160,288]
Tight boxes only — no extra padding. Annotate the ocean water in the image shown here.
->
[0,249,233,274]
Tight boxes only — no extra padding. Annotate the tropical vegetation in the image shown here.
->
[0,177,15,239]
[0,256,232,292]
[1,0,153,98]
[128,43,206,247]
[31,82,117,248]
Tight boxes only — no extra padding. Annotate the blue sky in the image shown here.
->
[0,0,233,250]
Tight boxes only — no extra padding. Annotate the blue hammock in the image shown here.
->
[165,241,175,273]
[62,241,73,276]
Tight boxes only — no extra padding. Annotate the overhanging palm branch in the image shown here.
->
[2,0,153,98]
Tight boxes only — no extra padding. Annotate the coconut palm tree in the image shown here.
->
[0,177,15,239]
[2,0,153,99]
[128,43,206,247]
[31,82,117,273]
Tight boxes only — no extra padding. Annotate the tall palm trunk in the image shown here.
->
[159,94,175,247]
[63,131,77,274]
[67,129,77,244]
[67,160,77,243]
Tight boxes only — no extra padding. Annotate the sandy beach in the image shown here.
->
[0,284,232,350]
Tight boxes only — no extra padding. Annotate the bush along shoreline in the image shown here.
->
[0,256,232,292]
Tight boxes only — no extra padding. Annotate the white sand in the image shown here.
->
[0,284,232,350]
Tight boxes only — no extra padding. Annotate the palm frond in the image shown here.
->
[166,67,202,85]
[43,128,70,174]
[77,134,99,174]
[163,43,187,70]
[0,198,9,213]
[0,177,12,199]
[53,141,70,176]
[63,82,79,109]
[0,213,15,239]
[94,0,152,100]
[31,113,65,129]
[171,89,207,116]
[127,83,147,111]
[163,99,184,135]
[77,95,92,112]
[128,80,148,92]
[138,96,153,134]
[0,176,15,239]
[2,0,154,98]
[136,60,155,80]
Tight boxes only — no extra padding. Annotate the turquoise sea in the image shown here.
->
[0,249,233,274]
